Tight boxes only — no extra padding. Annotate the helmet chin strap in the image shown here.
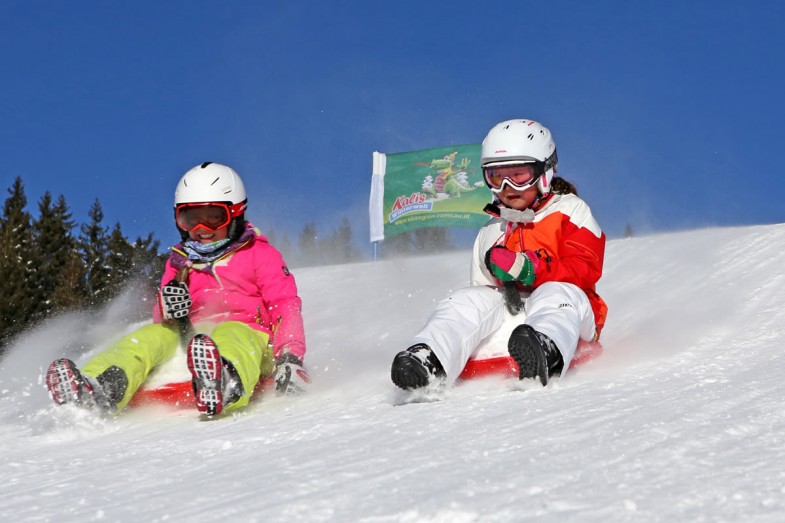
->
[499,207,535,224]
[493,186,553,222]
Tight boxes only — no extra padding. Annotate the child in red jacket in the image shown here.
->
[392,119,607,389]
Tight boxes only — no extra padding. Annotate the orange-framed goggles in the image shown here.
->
[175,201,246,233]
[483,162,544,193]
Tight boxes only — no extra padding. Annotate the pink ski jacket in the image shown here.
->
[152,223,306,360]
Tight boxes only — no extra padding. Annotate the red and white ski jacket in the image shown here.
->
[470,193,608,336]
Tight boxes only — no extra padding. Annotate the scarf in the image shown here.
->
[182,237,232,263]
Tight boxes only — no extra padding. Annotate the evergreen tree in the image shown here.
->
[0,177,169,354]
[380,227,454,259]
[297,222,319,267]
[102,232,167,322]
[0,177,36,349]
[31,192,85,318]
[104,222,135,301]
[264,228,296,265]
[129,233,167,309]
[326,217,360,264]
[52,195,86,306]
[413,227,453,253]
[50,247,88,313]
[381,230,417,258]
[278,233,294,265]
[266,229,277,247]
[79,199,111,307]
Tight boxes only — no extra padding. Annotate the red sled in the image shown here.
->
[458,339,603,381]
[127,340,603,408]
[127,376,274,410]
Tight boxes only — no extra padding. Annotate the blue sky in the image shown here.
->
[2,1,783,253]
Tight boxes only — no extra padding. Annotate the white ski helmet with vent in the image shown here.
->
[174,162,248,240]
[481,119,558,194]
[175,162,247,207]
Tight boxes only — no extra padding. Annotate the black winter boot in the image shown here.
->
[391,344,446,391]
[95,365,129,411]
[508,324,564,386]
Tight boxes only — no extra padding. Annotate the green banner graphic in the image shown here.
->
[373,144,492,240]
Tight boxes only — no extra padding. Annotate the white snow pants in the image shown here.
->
[410,282,597,383]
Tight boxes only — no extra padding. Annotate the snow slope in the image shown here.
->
[2,223,785,522]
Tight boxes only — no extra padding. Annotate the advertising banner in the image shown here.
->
[369,144,491,241]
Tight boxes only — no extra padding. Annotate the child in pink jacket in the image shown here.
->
[46,162,308,416]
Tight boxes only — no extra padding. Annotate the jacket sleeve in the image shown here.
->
[255,244,306,361]
[534,200,605,290]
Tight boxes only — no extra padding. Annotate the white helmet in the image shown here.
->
[174,162,247,207]
[174,162,248,240]
[481,119,558,194]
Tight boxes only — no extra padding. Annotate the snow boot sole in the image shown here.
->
[508,325,550,386]
[187,334,224,416]
[391,351,431,390]
[391,344,446,391]
[46,358,93,406]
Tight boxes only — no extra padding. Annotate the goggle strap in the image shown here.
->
[228,200,247,218]
[543,150,558,173]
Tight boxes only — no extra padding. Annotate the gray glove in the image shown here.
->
[274,353,310,395]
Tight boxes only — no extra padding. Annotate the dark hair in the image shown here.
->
[550,176,578,196]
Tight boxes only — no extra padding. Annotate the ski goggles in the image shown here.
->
[483,162,544,193]
[175,202,244,232]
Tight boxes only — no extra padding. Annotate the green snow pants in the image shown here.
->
[82,321,274,412]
